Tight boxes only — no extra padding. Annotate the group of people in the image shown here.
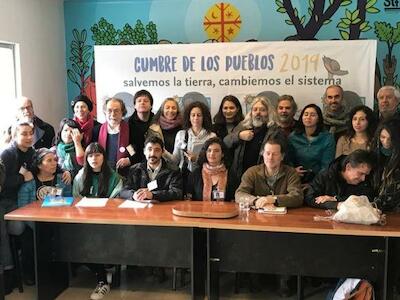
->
[0,84,399,298]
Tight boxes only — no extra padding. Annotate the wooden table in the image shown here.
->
[4,200,213,300]
[5,201,400,300]
[200,206,400,300]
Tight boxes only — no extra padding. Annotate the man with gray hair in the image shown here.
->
[377,85,400,121]
[224,96,279,191]
[16,96,55,149]
[322,85,348,139]
[276,94,298,137]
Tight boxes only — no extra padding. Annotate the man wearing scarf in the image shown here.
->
[322,85,349,140]
[98,98,130,175]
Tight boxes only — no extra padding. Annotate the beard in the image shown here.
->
[252,115,268,128]
[278,114,290,123]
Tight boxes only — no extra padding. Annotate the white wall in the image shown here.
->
[0,0,66,128]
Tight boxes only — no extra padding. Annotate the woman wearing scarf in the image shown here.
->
[147,97,183,159]
[187,137,232,201]
[71,94,100,146]
[54,118,85,177]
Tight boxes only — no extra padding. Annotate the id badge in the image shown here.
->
[50,187,63,196]
[213,190,225,200]
[126,144,135,156]
[147,180,158,191]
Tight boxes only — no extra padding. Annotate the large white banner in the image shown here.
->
[95,40,376,122]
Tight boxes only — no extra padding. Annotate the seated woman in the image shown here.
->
[287,104,335,183]
[73,142,122,198]
[71,94,100,146]
[187,137,232,201]
[335,105,377,157]
[371,118,400,212]
[18,148,72,207]
[53,118,85,177]
[72,142,122,300]
[147,97,183,157]
[16,148,72,287]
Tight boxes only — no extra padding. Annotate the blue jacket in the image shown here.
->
[287,131,335,176]
[17,174,72,208]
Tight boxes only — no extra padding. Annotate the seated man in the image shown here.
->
[120,136,182,202]
[235,131,303,209]
[305,149,374,209]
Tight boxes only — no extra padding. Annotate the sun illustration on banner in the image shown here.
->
[203,3,241,42]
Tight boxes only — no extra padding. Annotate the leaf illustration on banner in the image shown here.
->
[374,21,400,87]
[67,29,91,95]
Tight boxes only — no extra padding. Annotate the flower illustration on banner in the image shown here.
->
[203,2,241,42]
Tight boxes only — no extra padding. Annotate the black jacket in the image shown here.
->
[120,160,182,201]
[187,166,233,201]
[0,143,35,210]
[305,155,374,209]
[33,116,55,149]
[126,111,154,165]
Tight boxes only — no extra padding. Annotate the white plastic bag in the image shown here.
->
[332,195,384,225]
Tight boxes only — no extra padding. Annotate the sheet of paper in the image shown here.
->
[118,200,151,208]
[75,197,109,207]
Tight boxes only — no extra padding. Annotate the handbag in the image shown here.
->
[332,195,385,225]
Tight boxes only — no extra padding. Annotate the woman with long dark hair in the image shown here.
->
[287,104,335,183]
[73,142,122,198]
[212,95,244,139]
[371,118,400,212]
[335,105,377,157]
[72,143,122,299]
[187,137,232,201]
[170,101,216,172]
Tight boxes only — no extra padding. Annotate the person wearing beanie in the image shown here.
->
[71,94,100,146]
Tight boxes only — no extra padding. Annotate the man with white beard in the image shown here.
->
[224,96,279,192]
[276,95,298,137]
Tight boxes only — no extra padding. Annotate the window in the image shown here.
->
[0,41,21,134]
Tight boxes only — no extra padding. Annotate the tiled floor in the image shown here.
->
[5,267,394,300]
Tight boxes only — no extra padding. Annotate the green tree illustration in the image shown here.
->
[91,17,119,45]
[67,29,91,94]
[275,0,379,40]
[374,21,400,87]
[336,0,379,40]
